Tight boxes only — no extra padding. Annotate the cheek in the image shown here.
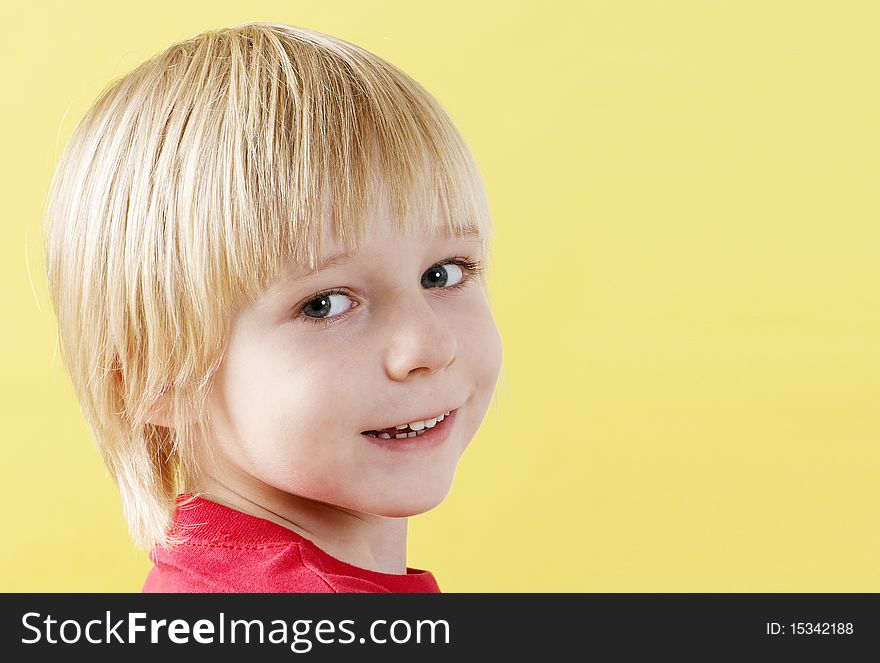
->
[215,353,361,483]
[217,334,352,442]
[458,294,503,391]
[261,349,358,433]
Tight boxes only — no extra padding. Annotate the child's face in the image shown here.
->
[198,197,502,517]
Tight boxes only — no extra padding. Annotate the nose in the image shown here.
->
[383,292,458,381]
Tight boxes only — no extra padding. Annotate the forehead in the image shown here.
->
[310,182,482,266]
[315,224,481,273]
[259,167,487,297]
[261,223,482,300]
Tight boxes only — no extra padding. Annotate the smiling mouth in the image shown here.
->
[362,409,454,439]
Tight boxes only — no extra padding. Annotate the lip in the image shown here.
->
[361,408,458,452]
[361,406,457,435]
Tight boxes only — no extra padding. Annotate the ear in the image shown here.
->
[114,369,176,428]
[145,388,175,428]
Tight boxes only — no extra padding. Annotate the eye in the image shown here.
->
[301,290,355,320]
[421,262,465,289]
[296,258,482,327]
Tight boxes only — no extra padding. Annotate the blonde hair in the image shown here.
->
[43,22,491,551]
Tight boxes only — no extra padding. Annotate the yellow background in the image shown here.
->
[2,0,878,591]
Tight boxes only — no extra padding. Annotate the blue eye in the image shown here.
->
[301,291,354,320]
[298,257,483,326]
[421,263,464,288]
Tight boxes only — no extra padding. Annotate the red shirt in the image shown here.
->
[142,495,441,593]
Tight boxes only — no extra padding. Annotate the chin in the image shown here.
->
[359,483,454,518]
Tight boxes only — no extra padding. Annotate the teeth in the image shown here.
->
[400,410,452,431]
[370,409,454,438]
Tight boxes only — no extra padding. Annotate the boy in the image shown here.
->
[43,22,502,592]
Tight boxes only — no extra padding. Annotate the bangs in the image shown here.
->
[181,23,491,300]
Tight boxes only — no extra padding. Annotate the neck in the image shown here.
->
[192,475,410,575]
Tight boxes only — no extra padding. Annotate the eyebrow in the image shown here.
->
[311,249,357,273]
[310,230,481,273]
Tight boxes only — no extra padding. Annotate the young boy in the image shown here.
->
[43,22,502,592]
